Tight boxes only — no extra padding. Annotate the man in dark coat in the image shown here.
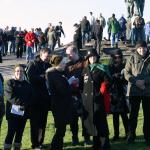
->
[80,16,91,47]
[92,19,103,55]
[124,41,150,145]
[73,23,82,51]
[26,48,51,149]
[65,45,91,145]
[15,27,25,58]
[55,22,65,47]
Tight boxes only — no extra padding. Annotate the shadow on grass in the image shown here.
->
[22,142,92,150]
[110,135,150,150]
[21,135,150,150]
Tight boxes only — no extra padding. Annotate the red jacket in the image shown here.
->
[25,32,35,47]
[100,81,111,114]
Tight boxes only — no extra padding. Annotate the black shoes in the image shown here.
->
[145,140,150,146]
[84,139,93,146]
[127,133,136,144]
[103,138,111,150]
[72,138,79,146]
[112,136,119,141]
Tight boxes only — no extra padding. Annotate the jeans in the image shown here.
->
[48,43,56,54]
[146,35,150,44]
[82,31,90,47]
[133,28,145,44]
[5,117,27,144]
[26,46,34,62]
[8,40,15,54]
[111,33,119,47]
[131,28,136,45]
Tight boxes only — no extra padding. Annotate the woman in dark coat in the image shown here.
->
[109,50,129,141]
[4,64,32,150]
[0,73,4,130]
[46,55,73,150]
[81,49,110,150]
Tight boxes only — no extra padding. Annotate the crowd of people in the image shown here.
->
[0,22,65,63]
[0,7,150,60]
[0,40,149,150]
[0,3,150,149]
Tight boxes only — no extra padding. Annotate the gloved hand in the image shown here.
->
[14,99,21,105]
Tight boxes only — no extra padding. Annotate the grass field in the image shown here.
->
[0,104,149,150]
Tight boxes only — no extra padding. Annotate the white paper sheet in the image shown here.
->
[11,104,24,116]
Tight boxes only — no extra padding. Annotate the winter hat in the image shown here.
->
[86,48,100,59]
[111,49,123,59]
[50,55,63,66]
[136,41,147,49]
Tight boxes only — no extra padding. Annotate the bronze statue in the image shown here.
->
[125,0,145,18]
[125,0,134,18]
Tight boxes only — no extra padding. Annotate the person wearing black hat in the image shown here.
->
[46,55,73,150]
[124,41,150,145]
[109,50,129,141]
[82,48,111,150]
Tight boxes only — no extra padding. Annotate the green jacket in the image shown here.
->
[124,52,150,96]
[108,18,121,34]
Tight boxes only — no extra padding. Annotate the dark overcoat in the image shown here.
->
[5,79,33,120]
[109,63,129,113]
[46,68,73,128]
[81,65,109,136]
[27,58,51,106]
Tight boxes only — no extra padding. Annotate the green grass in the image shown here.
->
[0,105,149,150]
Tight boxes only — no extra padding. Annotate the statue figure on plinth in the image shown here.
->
[125,0,145,18]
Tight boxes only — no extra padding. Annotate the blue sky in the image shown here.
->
[0,0,150,44]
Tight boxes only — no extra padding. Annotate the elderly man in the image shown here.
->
[65,45,91,146]
[124,41,150,145]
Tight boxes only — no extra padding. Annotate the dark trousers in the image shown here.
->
[5,117,27,144]
[16,44,23,58]
[113,112,129,137]
[95,36,102,55]
[0,119,2,128]
[93,135,101,150]
[94,99,109,137]
[30,105,48,148]
[93,99,110,150]
[70,111,89,141]
[93,135,110,150]
[129,96,150,141]
[50,124,66,150]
